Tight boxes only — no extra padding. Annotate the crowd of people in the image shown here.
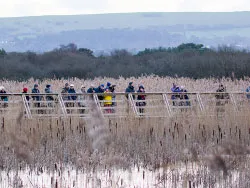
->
[0,82,249,113]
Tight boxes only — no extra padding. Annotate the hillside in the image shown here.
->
[1,12,250,52]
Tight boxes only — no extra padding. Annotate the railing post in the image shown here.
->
[128,93,139,116]
[230,93,238,112]
[196,93,204,111]
[22,95,32,119]
[58,94,67,117]
[163,94,172,117]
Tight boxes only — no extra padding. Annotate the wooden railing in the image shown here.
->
[0,92,249,118]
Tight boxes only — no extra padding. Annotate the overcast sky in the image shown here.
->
[0,0,249,17]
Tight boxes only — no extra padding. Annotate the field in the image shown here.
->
[1,75,250,93]
[1,76,250,187]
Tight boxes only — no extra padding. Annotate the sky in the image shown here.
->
[0,0,249,17]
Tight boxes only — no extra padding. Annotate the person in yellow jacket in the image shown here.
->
[104,88,112,113]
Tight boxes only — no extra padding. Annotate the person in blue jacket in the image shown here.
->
[246,86,250,99]
[32,84,41,107]
[0,86,8,108]
[95,84,105,100]
[68,84,77,100]
[125,82,135,99]
[171,83,181,106]
[87,84,95,93]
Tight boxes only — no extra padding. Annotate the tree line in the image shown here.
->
[0,43,250,80]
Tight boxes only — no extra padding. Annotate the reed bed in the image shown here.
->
[0,76,250,187]
[0,75,250,93]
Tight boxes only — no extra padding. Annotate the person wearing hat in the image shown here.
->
[22,87,30,102]
[94,84,105,101]
[171,83,181,106]
[136,85,146,115]
[45,84,54,107]
[0,86,8,108]
[32,84,41,108]
[68,84,77,100]
[246,85,250,100]
[106,82,111,90]
[179,86,190,106]
[103,87,113,113]
[215,84,230,108]
[61,83,70,101]
[87,84,95,94]
[125,82,135,99]
[78,85,86,114]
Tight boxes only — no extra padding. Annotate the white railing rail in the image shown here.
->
[0,92,249,118]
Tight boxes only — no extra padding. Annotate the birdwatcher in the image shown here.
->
[32,84,41,108]
[0,86,8,108]
[136,85,146,115]
[125,82,135,99]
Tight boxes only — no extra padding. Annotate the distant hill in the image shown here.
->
[1,12,250,52]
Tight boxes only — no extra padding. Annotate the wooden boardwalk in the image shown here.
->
[0,92,249,119]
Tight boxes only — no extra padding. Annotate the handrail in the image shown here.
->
[0,92,250,96]
[128,93,138,116]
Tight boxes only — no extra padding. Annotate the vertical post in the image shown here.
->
[22,95,32,119]
[230,93,238,112]
[163,94,172,117]
[58,94,67,117]
[196,93,204,111]
[93,94,105,118]
[128,93,139,117]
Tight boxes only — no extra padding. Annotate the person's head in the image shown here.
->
[81,85,85,91]
[23,88,28,92]
[90,84,94,89]
[139,85,144,91]
[0,86,5,91]
[100,84,104,90]
[173,83,177,88]
[105,88,110,92]
[107,82,111,87]
[129,82,133,87]
[46,84,51,88]
[70,84,74,89]
[34,84,38,89]
[65,83,69,89]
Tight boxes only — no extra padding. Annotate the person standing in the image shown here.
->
[78,85,86,114]
[94,84,105,101]
[0,86,8,108]
[125,82,135,99]
[171,83,181,106]
[45,84,54,107]
[32,84,41,108]
[87,84,95,93]
[22,87,30,102]
[68,84,77,108]
[246,85,250,99]
[136,85,146,115]
[103,88,112,113]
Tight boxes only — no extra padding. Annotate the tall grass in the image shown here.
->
[1,75,249,93]
[0,76,250,187]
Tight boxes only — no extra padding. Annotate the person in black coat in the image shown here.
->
[125,82,135,99]
[32,84,41,107]
[94,84,105,100]
[136,85,146,114]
